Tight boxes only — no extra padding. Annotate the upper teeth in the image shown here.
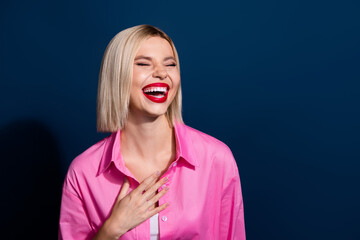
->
[143,87,168,93]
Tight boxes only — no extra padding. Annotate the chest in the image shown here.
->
[123,154,175,183]
[123,166,222,239]
[87,161,223,239]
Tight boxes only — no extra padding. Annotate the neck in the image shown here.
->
[121,114,175,164]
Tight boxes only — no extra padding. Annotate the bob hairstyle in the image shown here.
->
[97,25,183,132]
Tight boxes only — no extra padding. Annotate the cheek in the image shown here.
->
[169,81,180,101]
[170,71,181,87]
[132,72,142,87]
[173,76,181,92]
[132,68,150,86]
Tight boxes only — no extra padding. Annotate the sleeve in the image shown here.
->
[219,148,246,240]
[58,174,95,240]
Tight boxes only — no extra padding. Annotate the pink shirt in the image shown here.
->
[59,123,246,240]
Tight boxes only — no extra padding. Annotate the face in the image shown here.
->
[129,36,180,119]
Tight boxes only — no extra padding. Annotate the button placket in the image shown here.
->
[158,168,176,238]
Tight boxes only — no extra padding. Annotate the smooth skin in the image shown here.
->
[93,36,180,239]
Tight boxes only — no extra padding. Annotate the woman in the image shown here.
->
[59,25,246,240]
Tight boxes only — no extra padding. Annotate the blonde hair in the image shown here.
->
[97,25,183,132]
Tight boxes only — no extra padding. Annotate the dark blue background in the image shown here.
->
[1,0,359,239]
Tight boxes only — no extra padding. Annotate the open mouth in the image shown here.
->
[142,83,170,103]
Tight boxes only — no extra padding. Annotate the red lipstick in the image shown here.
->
[142,83,170,103]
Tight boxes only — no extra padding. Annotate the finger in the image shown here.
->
[143,177,168,200]
[144,177,168,200]
[147,186,169,206]
[148,202,170,217]
[133,171,161,195]
[143,175,160,192]
[117,176,130,201]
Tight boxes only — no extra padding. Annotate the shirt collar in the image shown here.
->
[173,122,199,167]
[97,122,198,176]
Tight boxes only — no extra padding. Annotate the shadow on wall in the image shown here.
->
[0,120,62,239]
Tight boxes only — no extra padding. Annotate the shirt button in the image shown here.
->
[162,216,168,222]
[173,162,177,167]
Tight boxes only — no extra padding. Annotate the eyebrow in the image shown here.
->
[134,55,151,61]
[134,55,176,61]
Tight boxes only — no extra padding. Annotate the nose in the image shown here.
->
[152,65,167,80]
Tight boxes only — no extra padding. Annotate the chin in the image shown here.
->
[129,96,173,120]
[144,108,168,118]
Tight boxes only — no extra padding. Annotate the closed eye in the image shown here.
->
[136,63,150,66]
[166,63,176,67]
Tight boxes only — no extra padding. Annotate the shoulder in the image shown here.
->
[182,124,232,154]
[68,136,109,174]
[180,124,240,183]
[180,124,236,167]
[64,134,113,192]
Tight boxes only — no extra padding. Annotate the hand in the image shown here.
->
[94,171,169,240]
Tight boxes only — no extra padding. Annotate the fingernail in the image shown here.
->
[165,186,169,191]
[164,177,168,182]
